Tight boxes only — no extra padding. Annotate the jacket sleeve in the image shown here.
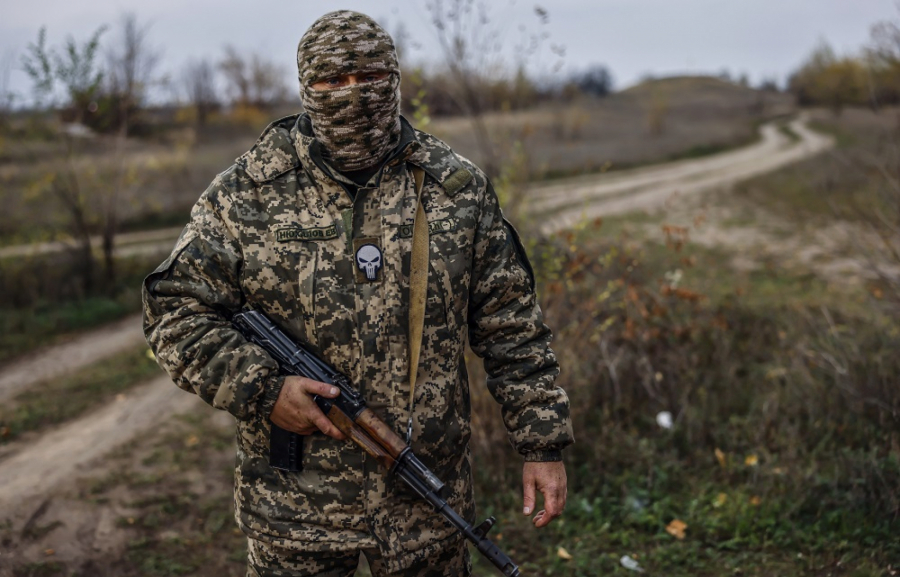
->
[467,178,574,462]
[142,174,285,420]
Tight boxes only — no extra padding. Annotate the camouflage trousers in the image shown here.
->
[246,537,472,577]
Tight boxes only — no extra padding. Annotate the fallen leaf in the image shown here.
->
[127,517,135,525]
[714,493,728,508]
[745,454,759,466]
[666,519,688,540]
[185,434,200,447]
[0,426,10,438]
[45,549,55,556]
[557,547,573,560]
[715,448,727,468]
[750,496,762,506]
[765,367,787,380]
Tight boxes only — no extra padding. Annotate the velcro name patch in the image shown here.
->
[274,225,338,242]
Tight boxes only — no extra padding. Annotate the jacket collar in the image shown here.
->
[236,112,473,198]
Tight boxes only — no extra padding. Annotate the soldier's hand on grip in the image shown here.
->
[270,376,346,440]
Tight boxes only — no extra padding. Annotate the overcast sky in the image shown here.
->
[2,0,897,102]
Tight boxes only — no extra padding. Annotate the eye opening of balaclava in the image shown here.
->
[297,11,402,172]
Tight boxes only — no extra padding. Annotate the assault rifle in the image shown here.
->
[232,309,520,577]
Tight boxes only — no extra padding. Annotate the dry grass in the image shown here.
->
[466,224,899,575]
[0,76,793,248]
[431,76,795,180]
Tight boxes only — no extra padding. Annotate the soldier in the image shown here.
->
[143,10,573,577]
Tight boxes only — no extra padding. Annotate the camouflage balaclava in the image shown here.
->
[297,11,402,172]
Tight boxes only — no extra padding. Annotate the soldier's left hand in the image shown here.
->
[522,460,567,528]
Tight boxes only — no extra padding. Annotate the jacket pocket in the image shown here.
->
[423,251,454,346]
[241,230,319,345]
[294,243,318,345]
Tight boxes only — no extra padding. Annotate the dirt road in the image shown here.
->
[0,314,145,404]
[529,116,833,235]
[0,377,205,515]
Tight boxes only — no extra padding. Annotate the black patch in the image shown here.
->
[353,237,383,283]
[274,225,338,242]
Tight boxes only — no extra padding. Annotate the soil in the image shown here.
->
[0,314,145,404]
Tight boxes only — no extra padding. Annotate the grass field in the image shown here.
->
[0,253,157,365]
[0,344,159,445]
[0,76,792,248]
[434,76,794,180]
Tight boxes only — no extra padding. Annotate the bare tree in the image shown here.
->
[249,54,287,105]
[105,13,161,126]
[181,58,218,127]
[425,0,557,177]
[869,18,900,65]
[21,26,108,294]
[865,8,900,109]
[219,45,287,108]
[99,13,161,283]
[219,45,251,106]
[0,51,17,126]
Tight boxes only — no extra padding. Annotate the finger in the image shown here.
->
[544,485,565,518]
[313,413,345,440]
[300,378,340,398]
[534,508,558,528]
[522,470,536,516]
[293,423,317,435]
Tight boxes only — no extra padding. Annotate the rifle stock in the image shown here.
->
[232,309,520,577]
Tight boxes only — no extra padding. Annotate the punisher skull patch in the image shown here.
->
[353,238,383,283]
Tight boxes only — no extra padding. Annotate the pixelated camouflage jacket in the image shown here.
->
[142,113,573,571]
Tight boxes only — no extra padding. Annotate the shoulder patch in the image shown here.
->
[408,129,476,197]
[236,116,301,183]
[443,168,473,195]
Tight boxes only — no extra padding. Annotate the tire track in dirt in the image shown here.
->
[0,313,145,404]
[0,376,204,519]
[529,116,834,235]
